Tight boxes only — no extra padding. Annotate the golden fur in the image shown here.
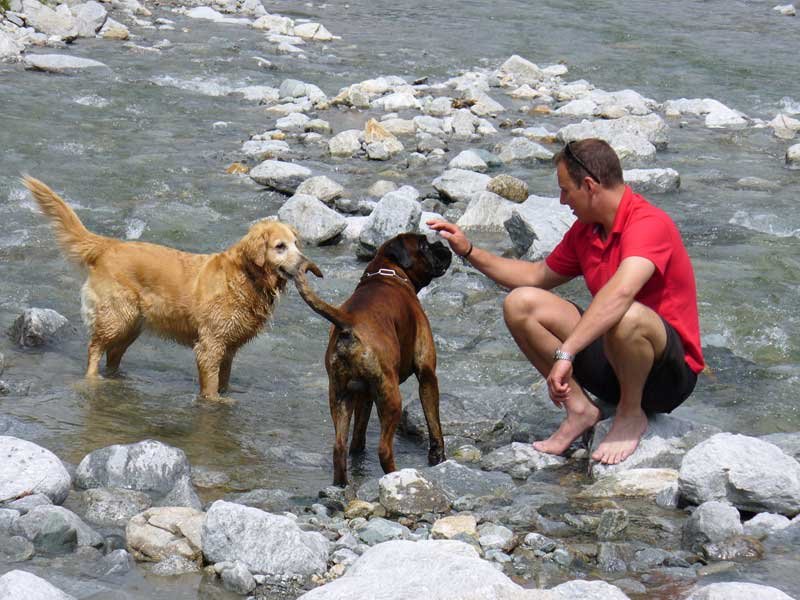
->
[23,176,317,398]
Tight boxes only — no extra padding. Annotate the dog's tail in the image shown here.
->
[294,267,354,331]
[22,176,108,266]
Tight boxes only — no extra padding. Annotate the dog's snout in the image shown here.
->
[429,240,452,275]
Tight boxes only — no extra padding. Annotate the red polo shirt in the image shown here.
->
[546,186,704,373]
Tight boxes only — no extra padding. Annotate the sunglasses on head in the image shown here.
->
[564,141,601,185]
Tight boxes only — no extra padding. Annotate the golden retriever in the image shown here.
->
[23,176,320,398]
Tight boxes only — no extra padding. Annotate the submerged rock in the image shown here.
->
[9,308,70,347]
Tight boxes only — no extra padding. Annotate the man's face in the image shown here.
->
[557,161,591,222]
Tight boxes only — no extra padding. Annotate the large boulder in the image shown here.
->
[22,0,79,38]
[0,570,75,599]
[432,169,491,204]
[505,195,574,258]
[23,54,108,73]
[75,439,197,506]
[0,31,24,61]
[0,436,71,504]
[456,192,517,232]
[356,187,421,258]
[277,194,347,245]
[378,469,451,516]
[297,539,552,600]
[679,433,800,516]
[684,582,795,600]
[590,414,721,479]
[203,500,328,578]
[249,160,311,194]
[682,500,743,551]
[13,505,103,553]
[9,308,70,347]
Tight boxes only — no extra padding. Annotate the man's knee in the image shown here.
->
[503,287,544,329]
[605,303,660,347]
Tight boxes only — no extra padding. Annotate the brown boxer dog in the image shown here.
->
[294,233,452,486]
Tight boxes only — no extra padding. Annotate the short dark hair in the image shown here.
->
[554,138,624,188]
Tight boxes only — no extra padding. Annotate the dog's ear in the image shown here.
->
[243,231,269,269]
[382,236,413,270]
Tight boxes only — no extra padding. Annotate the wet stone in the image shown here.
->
[701,535,764,562]
[597,508,629,540]
[0,533,35,562]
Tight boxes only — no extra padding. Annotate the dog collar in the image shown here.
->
[363,268,408,280]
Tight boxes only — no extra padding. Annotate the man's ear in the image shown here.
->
[383,237,413,270]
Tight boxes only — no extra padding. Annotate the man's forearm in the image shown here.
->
[467,247,559,290]
[559,285,635,356]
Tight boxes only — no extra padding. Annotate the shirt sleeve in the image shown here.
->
[619,214,673,275]
[545,224,582,278]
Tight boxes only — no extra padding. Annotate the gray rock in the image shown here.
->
[421,459,514,500]
[241,139,292,161]
[0,569,75,599]
[0,436,71,504]
[355,517,411,545]
[367,180,398,198]
[378,469,451,516]
[685,582,795,600]
[496,55,545,86]
[356,188,421,257]
[487,175,528,203]
[448,150,488,172]
[579,468,679,499]
[679,432,800,516]
[481,442,566,479]
[71,1,108,37]
[221,560,257,594]
[559,114,669,148]
[0,533,35,562]
[550,579,631,599]
[24,53,108,73]
[78,487,152,527]
[9,308,70,347]
[432,169,491,204]
[742,512,791,539]
[278,194,347,245]
[786,143,800,168]
[597,509,629,540]
[506,195,574,258]
[150,554,201,576]
[0,31,24,61]
[158,474,202,509]
[223,488,296,513]
[760,432,800,462]
[22,0,79,38]
[249,160,311,194]
[591,414,721,478]
[624,168,680,194]
[495,137,553,163]
[14,505,103,552]
[456,191,517,232]
[75,439,191,497]
[682,500,743,551]
[0,508,19,533]
[6,493,52,514]
[477,522,516,552]
[203,500,328,578]
[329,129,363,157]
[295,176,345,204]
[298,539,545,599]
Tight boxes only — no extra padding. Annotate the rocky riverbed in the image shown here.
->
[2,0,800,598]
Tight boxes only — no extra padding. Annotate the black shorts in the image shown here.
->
[570,305,698,414]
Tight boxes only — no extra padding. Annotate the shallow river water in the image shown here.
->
[1,0,799,597]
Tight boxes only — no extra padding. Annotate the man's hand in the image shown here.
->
[426,219,472,257]
[546,359,573,408]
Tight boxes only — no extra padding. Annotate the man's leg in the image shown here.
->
[503,287,601,455]
[593,302,667,464]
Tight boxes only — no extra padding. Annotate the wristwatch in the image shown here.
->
[553,348,575,362]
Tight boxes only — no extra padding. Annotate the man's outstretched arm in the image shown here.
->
[426,219,572,290]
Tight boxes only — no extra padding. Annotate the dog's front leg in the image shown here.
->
[218,350,236,393]
[417,366,446,466]
[195,336,225,398]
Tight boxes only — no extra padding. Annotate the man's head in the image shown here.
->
[554,138,624,189]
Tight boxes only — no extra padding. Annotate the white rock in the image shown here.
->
[0,436,72,504]
[742,512,791,538]
[432,169,491,204]
[329,129,363,157]
[624,168,680,194]
[773,4,797,16]
[507,195,575,258]
[249,160,311,194]
[685,582,795,600]
[679,432,800,516]
[24,53,108,73]
[292,22,335,41]
[786,143,800,168]
[0,570,75,599]
[448,150,488,172]
[578,468,679,498]
[277,194,347,245]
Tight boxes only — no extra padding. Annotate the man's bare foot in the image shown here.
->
[591,410,648,464]
[533,400,601,456]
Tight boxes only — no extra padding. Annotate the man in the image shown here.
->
[428,138,703,465]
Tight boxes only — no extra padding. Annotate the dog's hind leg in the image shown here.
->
[417,366,446,465]
[330,384,355,487]
[375,380,402,475]
[349,382,372,456]
[105,320,143,373]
